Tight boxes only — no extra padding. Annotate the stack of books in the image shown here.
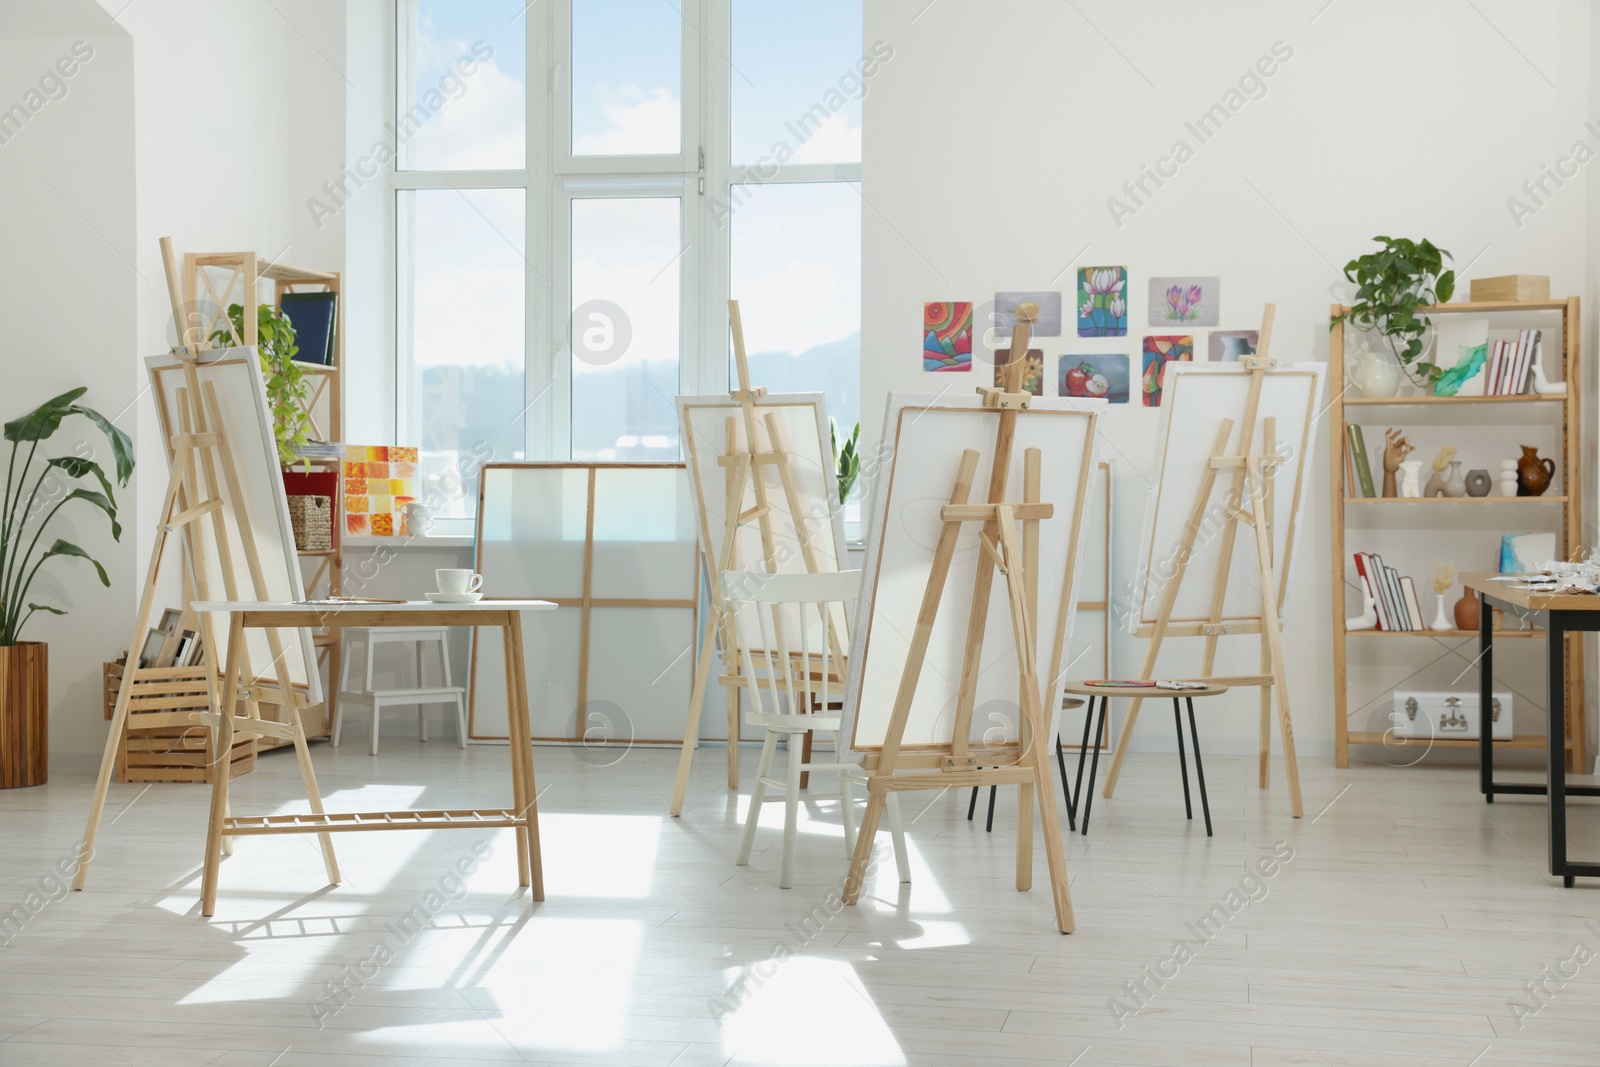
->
[1484,330,1540,395]
[1344,426,1376,498]
[294,441,344,461]
[1352,552,1424,630]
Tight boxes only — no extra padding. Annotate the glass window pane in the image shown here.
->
[571,1,682,156]
[399,0,526,170]
[731,0,863,166]
[729,182,861,442]
[570,198,682,460]
[399,188,526,518]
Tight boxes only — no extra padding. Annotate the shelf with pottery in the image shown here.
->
[1329,295,1584,769]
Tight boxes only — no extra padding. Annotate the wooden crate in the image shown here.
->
[1469,274,1550,302]
[104,658,254,783]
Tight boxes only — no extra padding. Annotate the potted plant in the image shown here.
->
[831,419,861,505]
[1332,236,1456,389]
[1,388,133,788]
[211,303,312,467]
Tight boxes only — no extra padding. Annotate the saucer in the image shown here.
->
[426,591,483,604]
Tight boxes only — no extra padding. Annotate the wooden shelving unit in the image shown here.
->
[185,251,344,746]
[1329,297,1586,770]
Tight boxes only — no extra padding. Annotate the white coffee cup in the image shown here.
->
[436,568,483,595]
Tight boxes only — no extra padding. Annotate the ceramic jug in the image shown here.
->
[1347,348,1402,398]
[1516,445,1556,497]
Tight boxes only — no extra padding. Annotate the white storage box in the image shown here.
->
[1390,690,1512,740]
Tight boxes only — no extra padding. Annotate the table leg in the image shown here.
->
[1081,698,1107,837]
[1073,696,1096,829]
[1173,698,1192,820]
[1187,698,1213,837]
[1480,591,1494,802]
[497,623,531,888]
[509,611,545,900]
[1547,613,1571,887]
[201,613,245,916]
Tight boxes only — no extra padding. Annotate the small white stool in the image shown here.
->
[334,627,466,754]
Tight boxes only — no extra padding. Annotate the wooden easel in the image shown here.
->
[1099,305,1304,817]
[842,312,1080,934]
[670,300,845,816]
[75,238,339,890]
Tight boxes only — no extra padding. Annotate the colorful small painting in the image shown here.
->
[994,291,1063,337]
[924,301,973,371]
[1209,330,1258,361]
[1147,276,1219,327]
[1141,336,1193,407]
[1059,354,1129,404]
[993,348,1044,395]
[342,444,419,536]
[1077,267,1128,337]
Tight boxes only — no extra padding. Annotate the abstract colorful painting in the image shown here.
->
[993,348,1044,395]
[1077,267,1128,337]
[994,291,1062,337]
[923,301,973,371]
[1147,276,1219,327]
[1208,330,1258,361]
[343,444,419,536]
[1059,354,1130,404]
[1141,336,1194,407]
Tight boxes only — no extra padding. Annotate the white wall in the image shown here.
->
[863,0,1595,758]
[0,3,135,756]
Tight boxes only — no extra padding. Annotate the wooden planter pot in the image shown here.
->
[0,642,47,788]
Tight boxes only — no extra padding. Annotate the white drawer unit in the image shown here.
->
[1391,690,1512,741]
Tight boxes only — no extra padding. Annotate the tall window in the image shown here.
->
[394,0,863,522]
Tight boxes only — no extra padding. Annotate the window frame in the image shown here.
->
[389,0,863,515]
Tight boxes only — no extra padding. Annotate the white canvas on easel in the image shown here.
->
[842,395,1100,753]
[1103,316,1325,818]
[145,351,321,699]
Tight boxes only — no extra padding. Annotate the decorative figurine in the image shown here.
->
[1381,428,1414,498]
[1530,363,1567,396]
[1498,459,1519,497]
[1464,469,1492,497]
[1397,459,1424,498]
[1423,445,1458,497]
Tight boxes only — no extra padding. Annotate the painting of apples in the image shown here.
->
[1059,354,1129,404]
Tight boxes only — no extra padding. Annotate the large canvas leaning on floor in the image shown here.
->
[467,463,699,744]
[841,393,1102,753]
[144,350,320,699]
[1128,360,1325,631]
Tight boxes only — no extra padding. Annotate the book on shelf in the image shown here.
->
[1399,577,1424,632]
[1354,553,1389,630]
[1485,329,1540,395]
[1346,425,1375,498]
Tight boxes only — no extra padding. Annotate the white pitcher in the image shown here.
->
[1347,347,1402,397]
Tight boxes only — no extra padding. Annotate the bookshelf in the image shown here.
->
[1329,297,1586,771]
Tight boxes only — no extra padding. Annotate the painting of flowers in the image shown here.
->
[923,301,973,371]
[1147,276,1219,327]
[993,291,1062,337]
[1077,267,1128,337]
[1141,336,1193,407]
[993,348,1044,395]
[1059,354,1129,404]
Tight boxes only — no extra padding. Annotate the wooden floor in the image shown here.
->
[3,737,1600,1066]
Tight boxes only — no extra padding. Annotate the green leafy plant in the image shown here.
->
[830,419,861,503]
[1331,236,1456,387]
[210,303,311,467]
[0,388,134,645]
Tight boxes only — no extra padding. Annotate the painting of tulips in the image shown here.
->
[1147,276,1219,327]
[1077,266,1128,337]
[923,301,973,371]
[1141,336,1193,407]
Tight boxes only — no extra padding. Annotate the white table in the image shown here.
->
[191,598,555,915]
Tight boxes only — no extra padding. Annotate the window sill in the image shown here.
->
[342,534,476,550]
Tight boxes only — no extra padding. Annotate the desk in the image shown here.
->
[1463,574,1599,887]
[192,599,555,915]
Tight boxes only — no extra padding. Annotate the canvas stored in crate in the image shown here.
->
[1390,690,1511,741]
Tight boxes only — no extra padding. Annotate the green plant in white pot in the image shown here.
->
[0,387,134,788]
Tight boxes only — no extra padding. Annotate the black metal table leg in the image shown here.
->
[1548,613,1571,886]
[1081,697,1107,836]
[1058,733,1077,832]
[967,785,979,821]
[1173,697,1192,821]
[985,785,997,832]
[1480,591,1493,802]
[1186,697,1212,837]
[1073,695,1095,820]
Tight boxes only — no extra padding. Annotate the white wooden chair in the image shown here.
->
[334,626,466,754]
[726,569,909,889]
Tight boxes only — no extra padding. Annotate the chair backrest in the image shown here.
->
[721,569,860,720]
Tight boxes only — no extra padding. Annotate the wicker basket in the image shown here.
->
[288,494,333,552]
